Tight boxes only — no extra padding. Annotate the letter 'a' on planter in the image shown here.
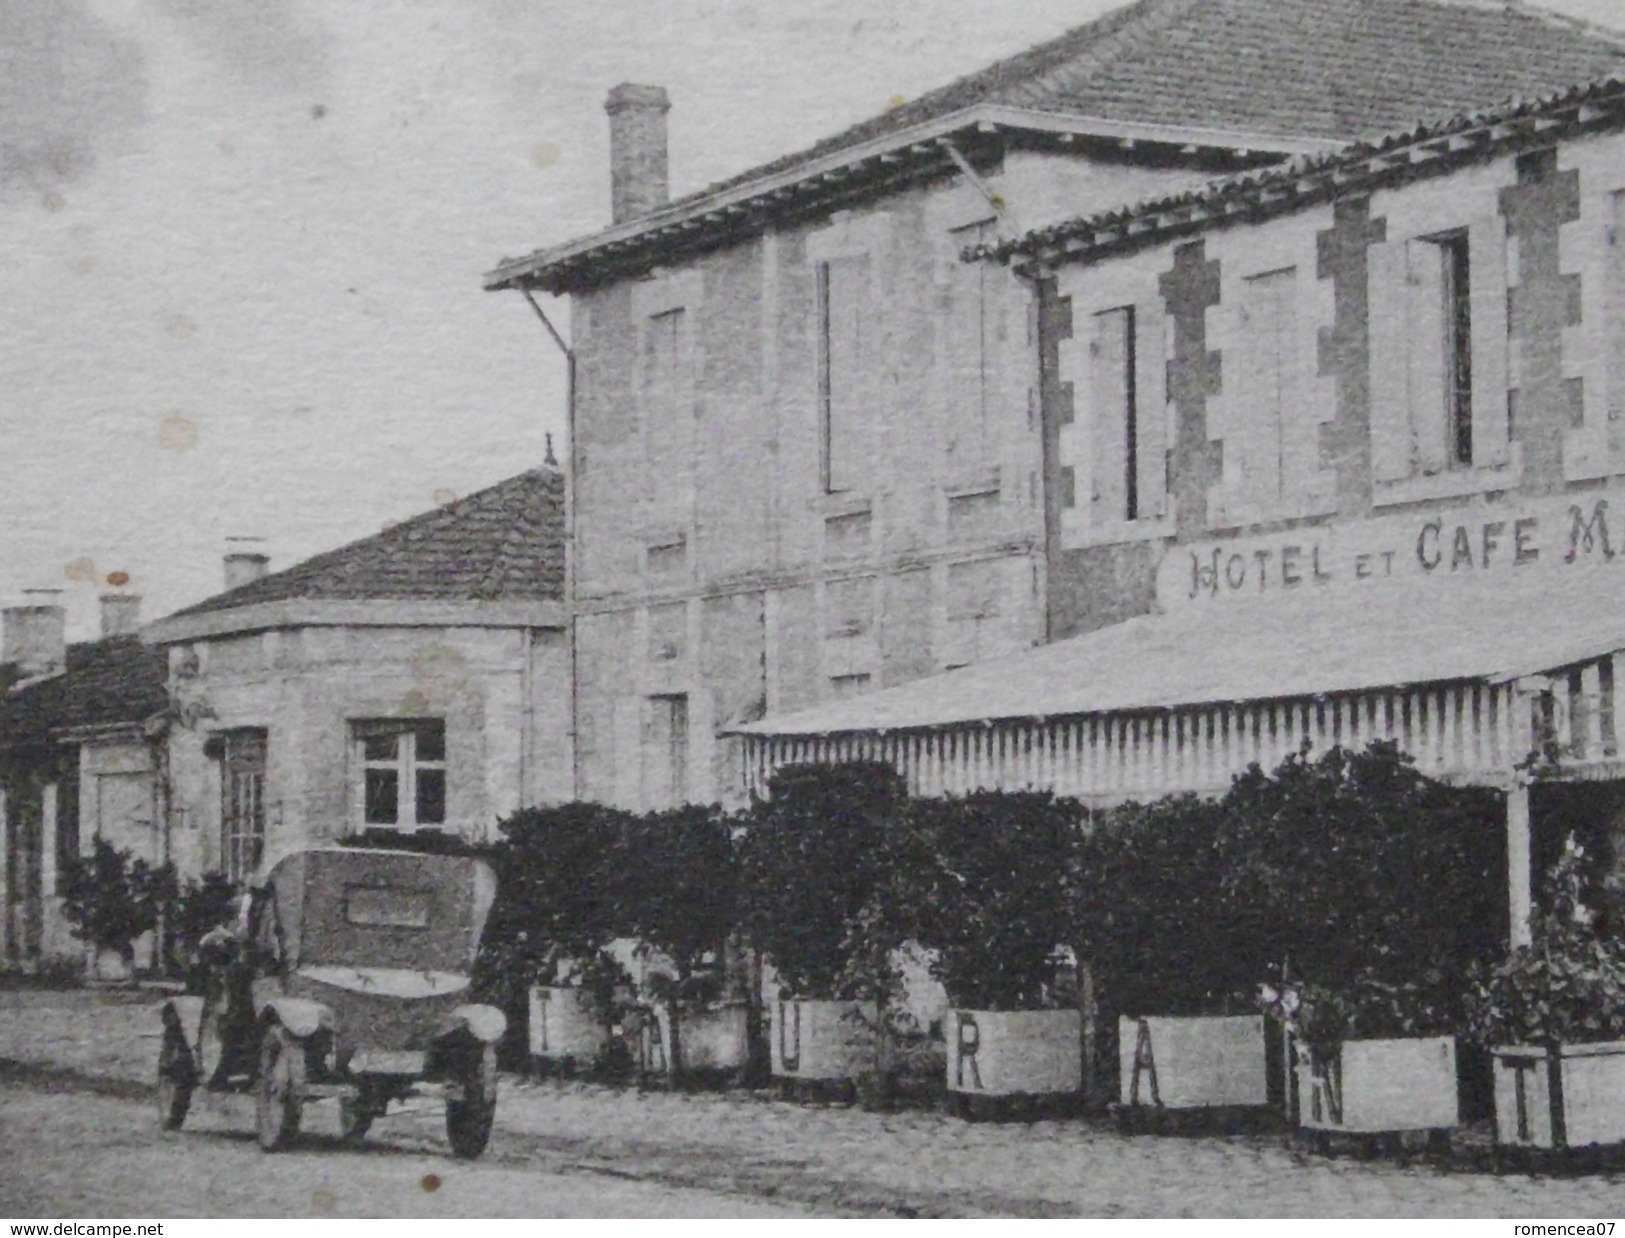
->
[770,998,876,1082]
[642,1001,752,1076]
[946,1009,1081,1097]
[1493,1041,1625,1150]
[1118,1015,1269,1110]
[528,985,610,1069]
[1296,1036,1459,1135]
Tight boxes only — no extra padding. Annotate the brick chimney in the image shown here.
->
[3,592,67,679]
[605,83,670,224]
[224,552,269,591]
[99,593,141,639]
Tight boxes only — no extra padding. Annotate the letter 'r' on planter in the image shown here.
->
[946,1009,1081,1097]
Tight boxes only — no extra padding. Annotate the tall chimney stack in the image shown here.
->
[605,83,670,224]
[100,593,141,639]
[4,590,67,679]
[224,551,270,591]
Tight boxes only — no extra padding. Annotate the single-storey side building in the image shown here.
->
[0,594,168,967]
[143,468,571,885]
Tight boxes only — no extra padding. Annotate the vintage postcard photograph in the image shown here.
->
[7,0,1625,1221]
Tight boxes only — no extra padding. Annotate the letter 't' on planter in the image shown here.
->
[1493,1041,1625,1149]
[946,1009,1082,1097]
[1118,1015,1269,1109]
[528,985,609,1068]
[1298,1036,1459,1134]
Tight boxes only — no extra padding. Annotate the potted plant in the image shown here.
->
[740,762,905,1088]
[900,791,1089,1109]
[1469,835,1625,1151]
[58,838,177,981]
[484,803,631,1073]
[1223,743,1502,1126]
[1081,794,1272,1114]
[622,804,748,1084]
[1261,970,1460,1136]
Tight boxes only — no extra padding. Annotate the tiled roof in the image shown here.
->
[489,0,1623,293]
[0,636,168,754]
[690,0,1623,200]
[983,71,1625,267]
[174,468,564,619]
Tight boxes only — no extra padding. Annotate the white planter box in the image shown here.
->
[770,999,875,1081]
[645,1002,751,1075]
[1494,1041,1625,1149]
[946,1008,1081,1097]
[1118,1015,1269,1109]
[528,986,609,1063]
[1297,1036,1458,1133]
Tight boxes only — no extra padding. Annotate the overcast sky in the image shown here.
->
[4,0,1623,638]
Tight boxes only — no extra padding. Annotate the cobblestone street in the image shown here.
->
[6,988,1625,1217]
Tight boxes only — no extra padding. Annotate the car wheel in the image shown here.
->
[338,1085,376,1145]
[156,1023,195,1131]
[256,1025,305,1151]
[445,1043,497,1159]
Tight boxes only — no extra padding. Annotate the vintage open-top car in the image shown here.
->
[155,846,507,1158]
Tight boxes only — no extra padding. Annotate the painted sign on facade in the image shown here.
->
[1156,490,1625,613]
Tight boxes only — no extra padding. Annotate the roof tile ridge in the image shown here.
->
[1482,0,1625,50]
[998,0,1211,111]
[471,472,564,602]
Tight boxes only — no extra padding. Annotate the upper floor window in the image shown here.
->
[817,254,869,493]
[947,218,997,465]
[1055,278,1167,548]
[353,719,445,831]
[1369,211,1511,501]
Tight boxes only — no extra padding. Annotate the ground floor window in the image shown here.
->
[218,730,267,882]
[352,719,446,831]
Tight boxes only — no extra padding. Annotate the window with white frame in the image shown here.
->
[217,729,266,881]
[1369,214,1510,495]
[353,719,446,831]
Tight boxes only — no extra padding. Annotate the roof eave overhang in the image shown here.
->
[483,104,1336,295]
[144,598,568,646]
[997,77,1625,276]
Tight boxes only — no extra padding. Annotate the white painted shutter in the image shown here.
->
[1470,214,1511,467]
[1367,240,1412,482]
[1408,240,1449,475]
[1134,294,1169,517]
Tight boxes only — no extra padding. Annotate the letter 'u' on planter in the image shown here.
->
[1494,1041,1625,1149]
[1298,1037,1458,1134]
[946,1009,1081,1097]
[1118,1015,1269,1109]
[771,999,875,1082]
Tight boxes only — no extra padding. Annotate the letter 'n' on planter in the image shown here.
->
[1297,1036,1459,1135]
[946,1009,1081,1099]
